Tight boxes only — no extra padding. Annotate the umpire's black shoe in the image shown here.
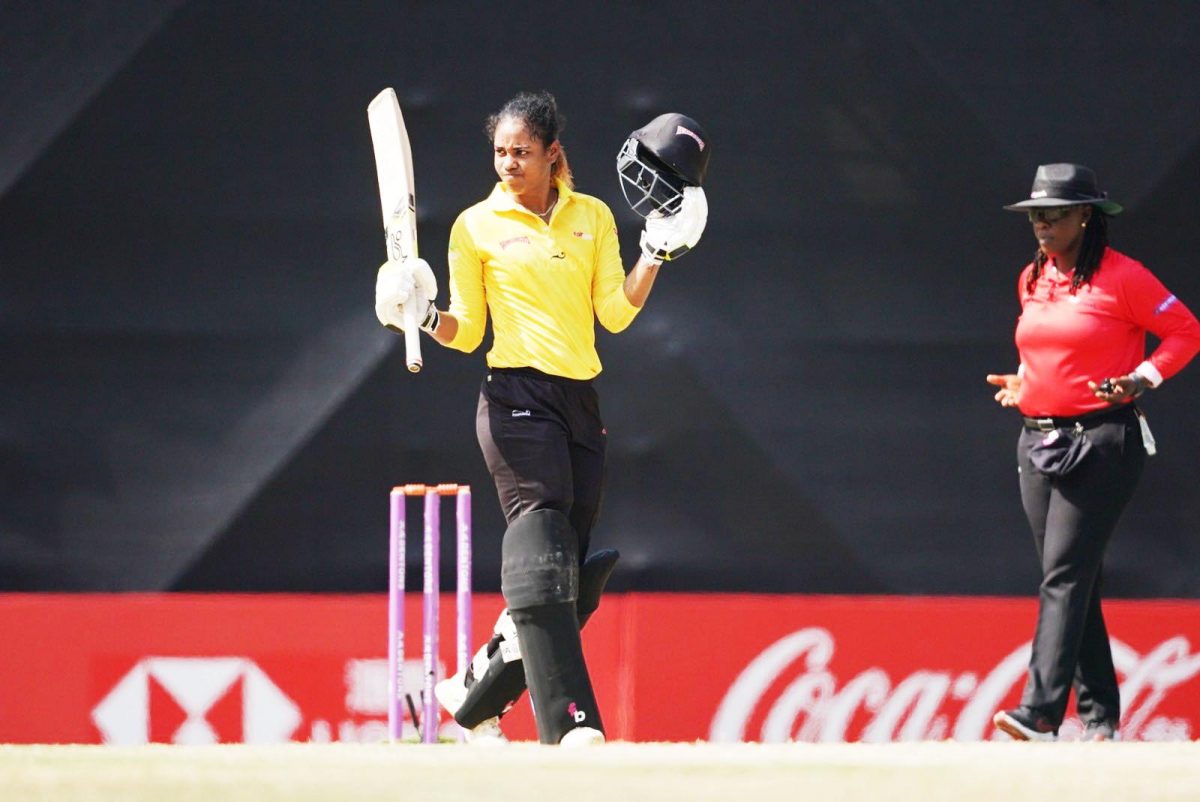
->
[1081,719,1120,742]
[993,707,1058,741]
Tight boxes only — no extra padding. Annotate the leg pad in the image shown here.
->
[453,549,620,728]
[501,509,579,609]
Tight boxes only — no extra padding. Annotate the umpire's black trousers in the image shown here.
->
[475,367,607,561]
[1016,405,1145,727]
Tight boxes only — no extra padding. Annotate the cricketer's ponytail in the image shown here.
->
[552,146,575,191]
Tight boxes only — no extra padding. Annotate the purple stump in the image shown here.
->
[422,488,440,743]
[456,487,472,680]
[387,488,406,741]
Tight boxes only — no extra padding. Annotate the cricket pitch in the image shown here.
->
[3,740,1198,802]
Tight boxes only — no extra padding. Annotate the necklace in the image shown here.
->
[529,193,557,222]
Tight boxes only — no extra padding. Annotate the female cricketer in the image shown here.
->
[374,90,709,744]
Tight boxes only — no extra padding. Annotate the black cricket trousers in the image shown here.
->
[474,366,608,741]
[1016,405,1146,727]
[475,367,607,563]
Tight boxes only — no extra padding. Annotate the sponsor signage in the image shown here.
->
[92,657,302,744]
[623,595,1200,743]
[0,594,1197,743]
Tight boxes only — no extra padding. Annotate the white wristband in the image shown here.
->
[1133,360,1162,388]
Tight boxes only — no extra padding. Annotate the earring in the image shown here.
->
[1082,222,1087,228]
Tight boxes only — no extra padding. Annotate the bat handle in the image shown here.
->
[403,303,423,373]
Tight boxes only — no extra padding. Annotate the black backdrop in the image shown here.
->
[3,2,1200,596]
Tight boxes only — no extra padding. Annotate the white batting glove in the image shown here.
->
[374,257,438,331]
[640,186,708,262]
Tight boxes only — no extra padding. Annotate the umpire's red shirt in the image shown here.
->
[1015,247,1200,417]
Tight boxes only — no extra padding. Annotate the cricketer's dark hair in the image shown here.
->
[1025,206,1111,295]
[486,90,574,189]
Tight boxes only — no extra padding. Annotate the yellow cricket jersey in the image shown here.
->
[445,180,640,379]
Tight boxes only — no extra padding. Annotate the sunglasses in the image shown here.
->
[1026,206,1078,224]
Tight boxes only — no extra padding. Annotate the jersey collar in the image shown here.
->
[487,179,575,214]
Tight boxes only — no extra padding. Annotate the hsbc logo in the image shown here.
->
[92,657,302,745]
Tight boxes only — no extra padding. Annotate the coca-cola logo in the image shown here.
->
[709,628,1200,742]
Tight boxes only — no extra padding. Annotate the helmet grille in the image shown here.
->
[617,139,686,219]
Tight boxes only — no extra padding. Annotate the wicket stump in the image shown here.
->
[388,483,472,743]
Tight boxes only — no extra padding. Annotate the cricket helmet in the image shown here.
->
[617,113,710,218]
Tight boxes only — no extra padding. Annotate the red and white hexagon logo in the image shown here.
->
[92,657,302,744]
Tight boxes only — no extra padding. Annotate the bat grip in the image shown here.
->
[403,303,422,373]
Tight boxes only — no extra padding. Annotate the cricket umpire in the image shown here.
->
[374,90,709,744]
[987,164,1200,741]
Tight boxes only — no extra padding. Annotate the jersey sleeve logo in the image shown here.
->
[1154,294,1179,315]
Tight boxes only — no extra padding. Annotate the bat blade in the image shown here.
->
[368,88,422,372]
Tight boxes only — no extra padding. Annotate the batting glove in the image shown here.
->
[375,257,438,330]
[640,186,708,262]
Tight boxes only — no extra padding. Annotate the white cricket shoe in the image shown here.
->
[435,670,508,744]
[559,726,605,747]
[435,670,469,717]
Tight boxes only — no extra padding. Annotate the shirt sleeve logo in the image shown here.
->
[1154,294,1178,315]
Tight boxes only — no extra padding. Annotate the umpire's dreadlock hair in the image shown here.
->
[1025,208,1110,295]
[486,90,574,190]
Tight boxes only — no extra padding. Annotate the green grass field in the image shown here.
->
[3,741,1199,802]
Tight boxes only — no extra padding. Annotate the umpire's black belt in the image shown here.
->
[1022,404,1136,432]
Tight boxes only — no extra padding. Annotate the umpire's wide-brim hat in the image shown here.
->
[1004,163,1123,215]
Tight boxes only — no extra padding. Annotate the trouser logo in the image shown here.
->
[568,702,587,723]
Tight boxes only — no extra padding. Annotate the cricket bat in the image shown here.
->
[368,87,422,373]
